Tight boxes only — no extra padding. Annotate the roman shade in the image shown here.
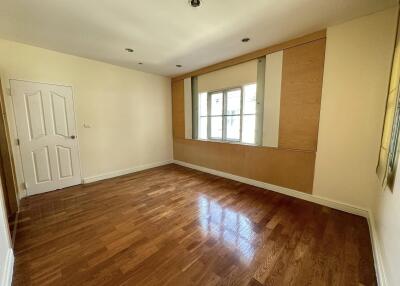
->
[377,27,400,187]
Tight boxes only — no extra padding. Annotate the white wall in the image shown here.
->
[373,167,400,286]
[313,7,398,209]
[0,177,12,286]
[0,39,173,196]
[314,7,400,285]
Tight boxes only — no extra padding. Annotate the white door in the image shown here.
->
[11,80,81,196]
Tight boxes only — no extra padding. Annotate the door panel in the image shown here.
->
[11,80,81,195]
[25,91,46,140]
[32,146,52,183]
[56,145,73,178]
[51,92,69,137]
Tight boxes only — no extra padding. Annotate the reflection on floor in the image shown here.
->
[198,195,255,264]
[12,164,376,285]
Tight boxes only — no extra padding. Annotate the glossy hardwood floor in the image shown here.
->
[13,164,376,286]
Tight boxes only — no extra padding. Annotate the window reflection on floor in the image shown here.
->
[198,195,255,264]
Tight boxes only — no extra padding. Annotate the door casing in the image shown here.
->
[10,79,82,196]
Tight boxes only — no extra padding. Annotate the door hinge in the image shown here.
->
[16,138,20,146]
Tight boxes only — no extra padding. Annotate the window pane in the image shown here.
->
[199,92,207,116]
[211,92,223,116]
[198,117,207,140]
[243,84,257,114]
[226,89,241,115]
[226,116,240,141]
[242,115,256,144]
[211,116,222,139]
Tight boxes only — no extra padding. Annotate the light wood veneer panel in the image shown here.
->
[174,138,316,193]
[172,30,326,82]
[172,80,185,139]
[279,39,326,151]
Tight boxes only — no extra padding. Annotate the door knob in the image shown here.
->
[70,135,76,139]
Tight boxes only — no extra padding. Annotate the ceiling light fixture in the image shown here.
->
[241,38,250,43]
[189,0,201,8]
[125,48,134,52]
[138,62,143,65]
[176,64,182,68]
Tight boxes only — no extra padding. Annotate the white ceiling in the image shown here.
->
[0,0,396,77]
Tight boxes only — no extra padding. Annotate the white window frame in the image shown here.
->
[199,83,257,145]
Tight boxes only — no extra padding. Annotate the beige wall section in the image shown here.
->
[314,7,400,285]
[373,160,400,286]
[372,9,400,286]
[0,39,173,196]
[313,7,397,209]
[197,59,257,93]
[263,51,283,147]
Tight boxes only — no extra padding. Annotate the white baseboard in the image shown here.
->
[173,160,389,284]
[1,249,14,286]
[72,159,388,286]
[173,160,369,217]
[368,211,387,286]
[82,160,173,184]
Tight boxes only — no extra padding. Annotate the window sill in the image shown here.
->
[194,138,258,147]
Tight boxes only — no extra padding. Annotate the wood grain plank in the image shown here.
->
[279,39,326,151]
[12,164,376,285]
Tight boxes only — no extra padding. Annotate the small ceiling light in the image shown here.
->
[242,38,250,43]
[138,62,143,65]
[176,64,182,68]
[189,0,201,8]
[125,48,134,52]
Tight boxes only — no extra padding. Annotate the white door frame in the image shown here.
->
[9,79,82,196]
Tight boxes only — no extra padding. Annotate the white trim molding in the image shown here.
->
[82,160,173,184]
[368,211,388,286]
[1,249,14,286]
[73,158,388,286]
[173,160,368,217]
[173,160,390,285]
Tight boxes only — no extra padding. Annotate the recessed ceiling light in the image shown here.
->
[242,38,250,43]
[138,62,143,65]
[176,64,182,68]
[125,48,134,52]
[189,0,201,8]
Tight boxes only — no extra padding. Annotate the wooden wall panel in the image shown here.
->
[279,39,326,151]
[172,80,185,139]
[172,30,326,82]
[171,32,326,194]
[174,139,316,193]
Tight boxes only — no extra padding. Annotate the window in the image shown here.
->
[387,88,400,187]
[377,28,400,189]
[198,83,257,144]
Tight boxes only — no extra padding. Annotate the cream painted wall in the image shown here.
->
[0,175,12,285]
[373,166,400,286]
[0,39,173,196]
[313,7,397,209]
[314,7,400,285]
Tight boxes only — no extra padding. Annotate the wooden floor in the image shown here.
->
[13,164,376,286]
